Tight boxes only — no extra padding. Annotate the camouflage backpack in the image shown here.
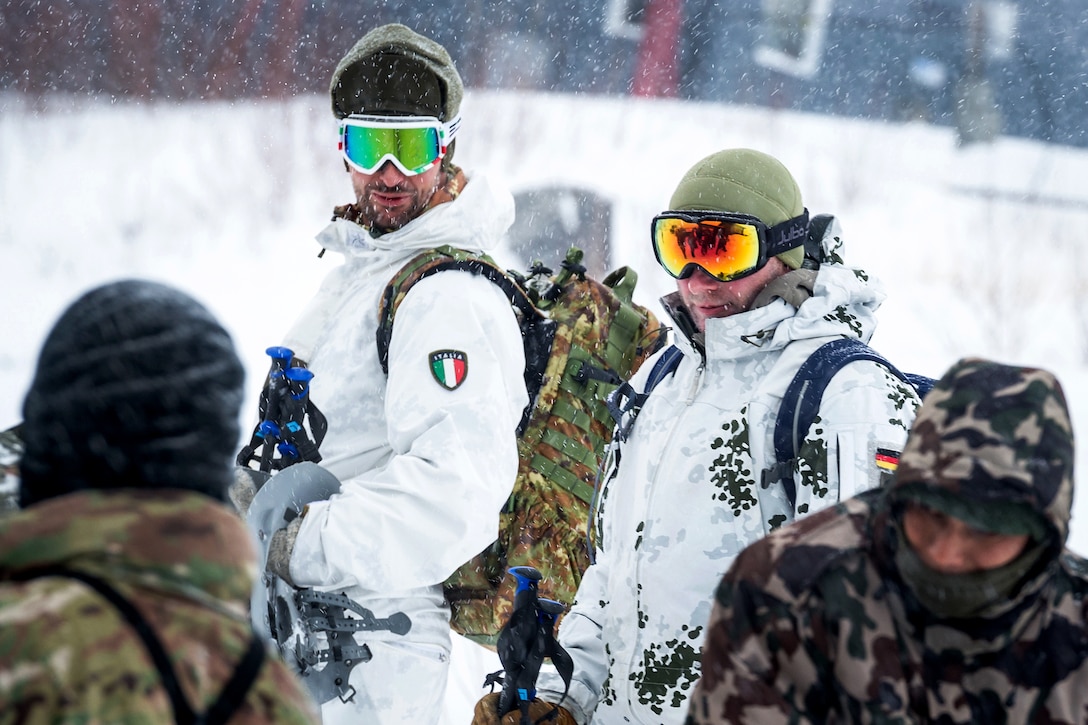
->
[377,245,663,643]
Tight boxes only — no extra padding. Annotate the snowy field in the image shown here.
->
[4,87,1088,718]
[5,89,1088,502]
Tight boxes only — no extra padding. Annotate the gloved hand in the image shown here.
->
[228,466,271,516]
[472,693,577,725]
[266,515,303,587]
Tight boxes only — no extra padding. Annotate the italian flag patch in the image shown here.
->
[430,350,468,390]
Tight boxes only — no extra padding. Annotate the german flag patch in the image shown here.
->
[875,448,900,472]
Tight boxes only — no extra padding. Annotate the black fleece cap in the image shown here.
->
[19,280,245,506]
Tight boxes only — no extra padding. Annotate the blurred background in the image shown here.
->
[5,8,1088,721]
[3,0,1085,147]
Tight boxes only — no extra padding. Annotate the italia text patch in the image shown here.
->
[430,350,468,390]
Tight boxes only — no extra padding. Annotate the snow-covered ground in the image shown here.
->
[4,89,1088,715]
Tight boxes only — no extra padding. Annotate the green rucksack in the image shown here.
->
[377,245,664,643]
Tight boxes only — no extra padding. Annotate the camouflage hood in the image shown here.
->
[0,488,257,614]
[888,357,1075,547]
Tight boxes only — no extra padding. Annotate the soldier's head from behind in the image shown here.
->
[18,280,245,508]
[883,357,1073,619]
[652,148,809,332]
[331,23,464,234]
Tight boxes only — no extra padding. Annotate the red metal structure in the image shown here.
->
[631,0,684,98]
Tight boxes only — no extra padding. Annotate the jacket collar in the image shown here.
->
[660,262,885,364]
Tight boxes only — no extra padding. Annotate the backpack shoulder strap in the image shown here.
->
[645,344,684,393]
[606,344,682,441]
[376,245,540,375]
[13,565,265,725]
[766,337,916,509]
[903,372,936,400]
[202,635,267,725]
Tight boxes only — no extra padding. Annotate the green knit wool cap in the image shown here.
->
[669,148,806,270]
[330,23,464,122]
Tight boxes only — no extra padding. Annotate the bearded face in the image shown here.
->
[349,162,442,233]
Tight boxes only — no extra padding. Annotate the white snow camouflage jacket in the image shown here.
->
[280,173,528,651]
[536,223,921,724]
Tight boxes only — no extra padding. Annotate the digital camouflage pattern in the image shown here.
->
[379,245,662,642]
[688,358,1088,724]
[0,488,319,724]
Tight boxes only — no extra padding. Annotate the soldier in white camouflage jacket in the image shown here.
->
[474,148,921,725]
[237,22,529,725]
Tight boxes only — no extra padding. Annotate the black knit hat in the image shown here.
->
[335,50,445,119]
[19,280,245,506]
[330,23,464,121]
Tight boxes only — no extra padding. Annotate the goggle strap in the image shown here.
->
[339,115,460,144]
[765,209,810,257]
[444,115,462,142]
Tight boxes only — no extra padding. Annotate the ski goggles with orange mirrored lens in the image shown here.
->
[651,209,809,282]
[338,114,461,176]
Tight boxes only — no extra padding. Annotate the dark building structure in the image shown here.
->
[1,0,1083,147]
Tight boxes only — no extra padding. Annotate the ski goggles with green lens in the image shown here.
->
[338,114,461,176]
[651,209,809,282]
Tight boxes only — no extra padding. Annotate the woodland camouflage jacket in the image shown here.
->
[0,488,319,724]
[688,360,1088,724]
